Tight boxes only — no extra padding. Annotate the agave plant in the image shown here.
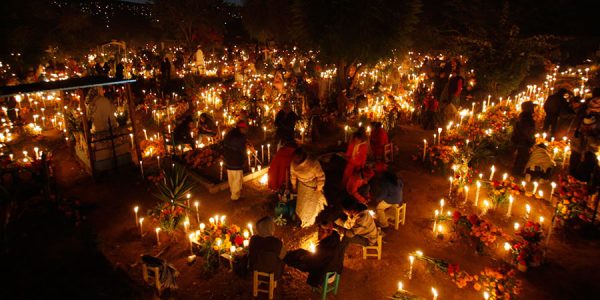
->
[151,165,196,233]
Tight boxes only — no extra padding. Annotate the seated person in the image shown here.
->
[248,216,286,279]
[198,113,217,136]
[173,114,195,146]
[335,198,378,250]
[284,221,344,287]
[345,167,374,204]
[369,171,404,228]
[525,143,556,181]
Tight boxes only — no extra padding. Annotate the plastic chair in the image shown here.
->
[318,272,340,300]
[393,203,406,230]
[253,271,277,299]
[362,229,383,260]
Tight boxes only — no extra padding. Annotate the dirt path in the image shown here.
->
[29,124,600,299]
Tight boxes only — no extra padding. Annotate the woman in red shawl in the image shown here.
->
[369,122,389,161]
[268,141,298,191]
[342,127,369,185]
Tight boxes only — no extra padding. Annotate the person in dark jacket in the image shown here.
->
[275,101,298,146]
[370,171,404,228]
[173,114,195,146]
[248,216,286,279]
[543,88,568,137]
[511,101,536,175]
[284,221,344,287]
[223,121,248,200]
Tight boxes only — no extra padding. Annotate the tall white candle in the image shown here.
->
[134,206,139,227]
[475,181,481,206]
[139,218,144,237]
[433,210,439,233]
[489,165,496,181]
[423,139,427,161]
[464,185,469,204]
[506,195,514,217]
[408,255,414,279]
[155,228,161,246]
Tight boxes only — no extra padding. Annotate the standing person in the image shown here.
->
[275,102,298,147]
[511,101,536,176]
[290,148,327,227]
[335,199,378,250]
[223,121,248,201]
[342,127,369,185]
[268,141,298,191]
[370,122,389,162]
[543,88,568,137]
[160,56,172,96]
[422,92,439,130]
[447,68,464,107]
[370,171,404,228]
[248,216,286,280]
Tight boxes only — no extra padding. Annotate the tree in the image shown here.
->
[418,0,559,96]
[154,0,227,52]
[242,0,293,43]
[291,0,422,91]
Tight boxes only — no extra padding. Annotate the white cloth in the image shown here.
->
[89,95,116,133]
[291,158,327,227]
[227,169,243,200]
[376,201,393,227]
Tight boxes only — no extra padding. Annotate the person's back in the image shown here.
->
[223,127,246,170]
[248,235,284,277]
[512,112,535,147]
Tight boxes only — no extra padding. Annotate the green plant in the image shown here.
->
[151,165,195,233]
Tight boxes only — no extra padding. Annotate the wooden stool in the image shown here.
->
[362,229,383,260]
[253,271,277,299]
[384,143,394,162]
[393,203,406,230]
[142,264,163,295]
[319,272,340,300]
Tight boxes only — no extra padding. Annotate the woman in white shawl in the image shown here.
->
[290,148,327,227]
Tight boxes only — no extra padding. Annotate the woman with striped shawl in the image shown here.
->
[291,148,327,227]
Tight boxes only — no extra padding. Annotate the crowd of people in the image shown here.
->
[511,87,600,184]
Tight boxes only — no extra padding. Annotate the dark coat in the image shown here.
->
[512,112,536,147]
[544,93,566,116]
[248,236,284,279]
[223,128,247,170]
[370,173,403,204]
[275,110,298,142]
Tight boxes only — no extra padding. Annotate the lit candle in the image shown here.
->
[433,210,439,233]
[489,165,495,181]
[537,190,544,200]
[464,185,469,204]
[484,291,490,300]
[134,206,139,227]
[247,150,251,167]
[408,255,414,279]
[263,126,267,140]
[506,195,514,217]
[563,146,570,165]
[550,182,556,202]
[502,173,508,181]
[448,176,453,196]
[155,227,161,246]
[267,144,271,162]
[440,199,445,215]
[475,181,481,206]
[230,246,236,253]
[432,287,438,300]
[514,222,520,231]
[248,223,254,235]
[437,128,442,144]
[209,217,215,227]
[194,201,200,224]
[525,204,531,219]
[143,129,148,140]
[398,281,404,292]
[243,239,249,247]
[157,156,160,169]
[219,161,224,181]
[220,215,226,225]
[261,144,264,163]
[199,223,205,232]
[139,160,144,178]
[34,147,39,160]
[422,139,427,161]
[189,233,195,254]
[532,181,539,195]
[344,125,349,142]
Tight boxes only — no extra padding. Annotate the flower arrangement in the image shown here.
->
[508,221,544,271]
[141,139,166,158]
[184,144,223,169]
[452,211,508,252]
[410,251,521,299]
[474,267,522,299]
[555,175,591,225]
[487,176,524,208]
[423,144,457,172]
[192,220,249,273]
